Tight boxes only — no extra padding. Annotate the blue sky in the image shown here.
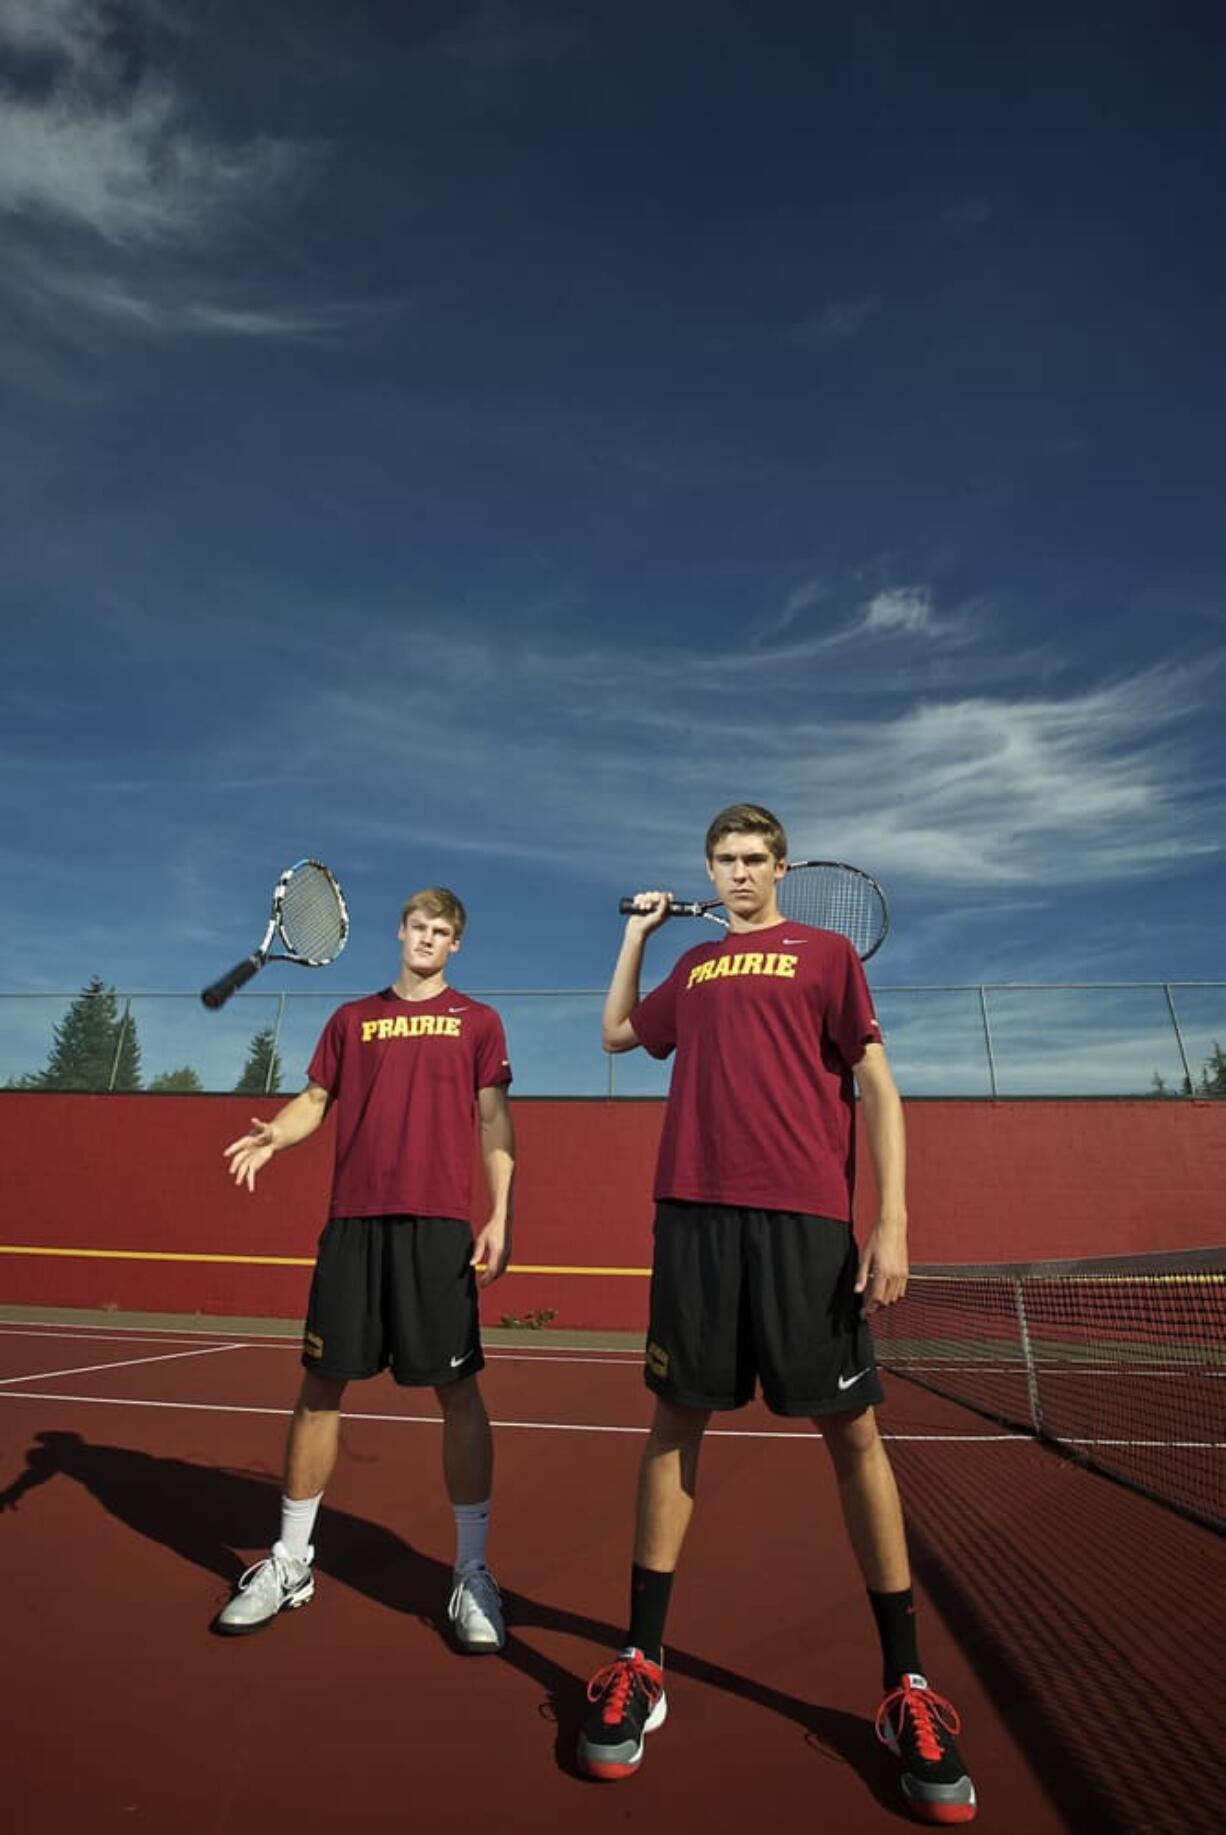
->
[2,0,1223,1030]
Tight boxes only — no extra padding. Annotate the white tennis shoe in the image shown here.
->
[215,1540,315,1635]
[448,1566,505,1653]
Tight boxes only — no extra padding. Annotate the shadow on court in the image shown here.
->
[890,1435,1226,1835]
[0,1428,896,1811]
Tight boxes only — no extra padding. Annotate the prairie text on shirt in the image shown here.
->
[685,952,798,989]
[359,1014,464,1041]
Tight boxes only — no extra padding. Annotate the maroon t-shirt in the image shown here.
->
[307,987,512,1222]
[630,921,882,1219]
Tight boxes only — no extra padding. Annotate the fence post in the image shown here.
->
[266,992,288,1094]
[108,998,132,1093]
[978,986,999,1097]
[1162,983,1194,1094]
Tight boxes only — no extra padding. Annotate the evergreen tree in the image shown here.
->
[148,1066,204,1093]
[1197,1041,1226,1097]
[28,978,142,1091]
[1149,1044,1225,1099]
[234,1026,283,1095]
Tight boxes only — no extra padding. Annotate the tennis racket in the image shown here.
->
[201,860,349,1009]
[618,859,889,961]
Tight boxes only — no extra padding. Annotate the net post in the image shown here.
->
[108,997,132,1094]
[1162,983,1194,1094]
[978,986,999,1096]
[268,992,287,1095]
[1012,1277,1044,1434]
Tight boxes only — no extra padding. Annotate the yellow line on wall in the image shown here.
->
[0,1244,651,1277]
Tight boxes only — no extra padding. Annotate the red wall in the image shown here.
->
[1,1094,1223,1330]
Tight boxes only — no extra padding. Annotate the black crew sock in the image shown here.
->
[626,1563,674,1665]
[868,1586,923,1689]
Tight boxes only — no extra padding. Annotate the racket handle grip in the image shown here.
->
[617,897,701,918]
[201,956,262,1010]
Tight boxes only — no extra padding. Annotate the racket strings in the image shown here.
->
[279,866,347,962]
[778,866,885,959]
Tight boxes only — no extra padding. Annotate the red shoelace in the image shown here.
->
[587,1653,664,1725]
[875,1679,962,1763]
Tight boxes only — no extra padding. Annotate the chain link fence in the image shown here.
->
[2,983,1224,1098]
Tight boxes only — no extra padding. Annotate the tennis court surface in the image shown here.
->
[2,1293,1222,1835]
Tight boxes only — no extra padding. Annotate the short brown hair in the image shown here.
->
[400,886,467,939]
[704,803,788,862]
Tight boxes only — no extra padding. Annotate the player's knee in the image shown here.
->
[818,1406,879,1467]
[434,1373,484,1416]
[648,1400,709,1453]
[297,1372,346,1416]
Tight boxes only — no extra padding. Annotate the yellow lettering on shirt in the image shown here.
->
[360,1013,466,1042]
[684,950,800,991]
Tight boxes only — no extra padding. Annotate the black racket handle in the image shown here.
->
[617,897,703,918]
[201,955,262,1010]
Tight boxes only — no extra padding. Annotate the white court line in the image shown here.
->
[0,1326,253,1350]
[485,1353,642,1366]
[0,1388,1021,1441]
[0,1324,644,1367]
[0,1344,244,1387]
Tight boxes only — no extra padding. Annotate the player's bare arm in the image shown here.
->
[223,1082,332,1193]
[472,1083,515,1285]
[852,1042,909,1313]
[603,892,672,1052]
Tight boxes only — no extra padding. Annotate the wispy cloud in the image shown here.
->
[0,0,112,70]
[187,606,1220,902]
[0,35,308,245]
[13,259,390,340]
[860,585,964,639]
[0,0,328,366]
[751,581,968,658]
[784,293,883,351]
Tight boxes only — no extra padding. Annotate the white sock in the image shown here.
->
[453,1499,491,1575]
[279,1491,323,1560]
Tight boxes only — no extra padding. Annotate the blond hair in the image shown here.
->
[400,886,467,939]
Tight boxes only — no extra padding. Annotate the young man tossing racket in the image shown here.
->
[215,888,514,1653]
[578,805,976,1825]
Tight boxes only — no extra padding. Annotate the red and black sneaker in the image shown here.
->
[875,1673,977,1823]
[577,1647,667,1780]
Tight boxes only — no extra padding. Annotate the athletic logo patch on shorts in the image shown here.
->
[303,1329,324,1361]
[645,1340,670,1379]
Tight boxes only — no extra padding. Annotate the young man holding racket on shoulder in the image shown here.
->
[215,887,514,1654]
[578,806,976,1824]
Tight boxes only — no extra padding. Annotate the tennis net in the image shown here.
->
[873,1249,1225,1533]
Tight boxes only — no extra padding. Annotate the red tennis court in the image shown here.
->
[2,1311,1222,1834]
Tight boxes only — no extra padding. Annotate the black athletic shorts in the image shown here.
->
[301,1215,484,1387]
[644,1201,884,1417]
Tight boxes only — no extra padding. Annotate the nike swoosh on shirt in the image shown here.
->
[447,1005,470,1013]
[837,1368,870,1391]
[781,937,809,946]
